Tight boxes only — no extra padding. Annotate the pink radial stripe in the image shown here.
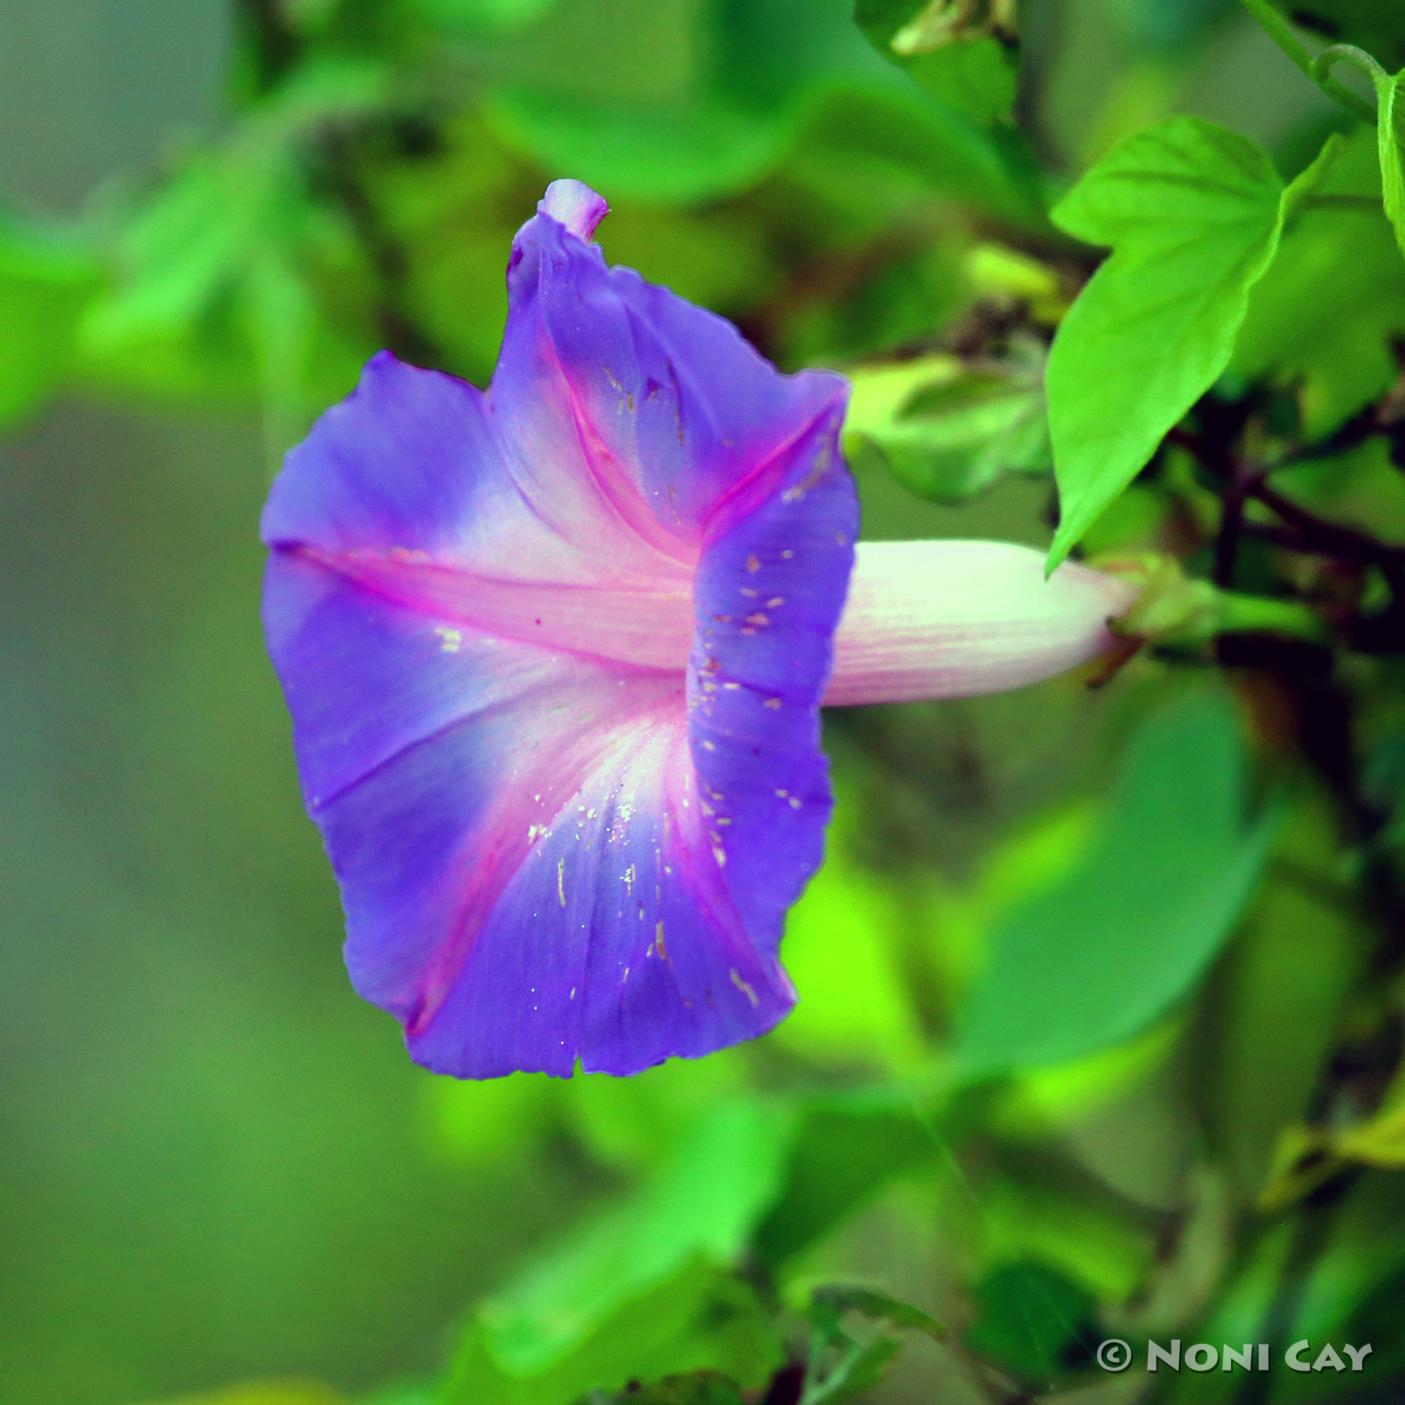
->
[291,545,695,673]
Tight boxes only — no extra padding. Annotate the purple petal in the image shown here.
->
[492,198,848,549]
[690,403,856,941]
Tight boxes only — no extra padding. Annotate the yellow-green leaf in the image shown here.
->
[1045,118,1287,568]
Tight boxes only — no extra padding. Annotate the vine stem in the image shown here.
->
[1238,0,1379,125]
[1313,42,1390,89]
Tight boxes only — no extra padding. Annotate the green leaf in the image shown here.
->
[1045,118,1287,567]
[447,1263,778,1405]
[1268,435,1405,558]
[845,348,1050,503]
[854,0,1020,123]
[80,60,382,416]
[443,1101,792,1403]
[0,214,101,430]
[955,689,1273,1074]
[962,1260,1096,1381]
[86,160,252,347]
[86,59,385,351]
[802,1283,942,1404]
[753,1094,938,1267]
[810,1285,942,1340]
[481,0,809,202]
[801,1336,900,1405]
[484,0,1037,209]
[486,1101,790,1371]
[1326,1077,1405,1168]
[486,91,784,206]
[1232,131,1405,437]
[1315,37,1405,260]
[1209,801,1365,1197]
[1370,64,1405,257]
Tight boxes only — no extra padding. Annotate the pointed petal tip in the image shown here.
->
[539,179,610,242]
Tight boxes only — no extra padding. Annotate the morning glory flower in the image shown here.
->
[262,180,1131,1079]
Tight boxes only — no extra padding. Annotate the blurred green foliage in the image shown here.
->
[955,690,1273,1073]
[5,1,1405,1404]
[854,0,1021,124]
[1231,130,1405,436]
